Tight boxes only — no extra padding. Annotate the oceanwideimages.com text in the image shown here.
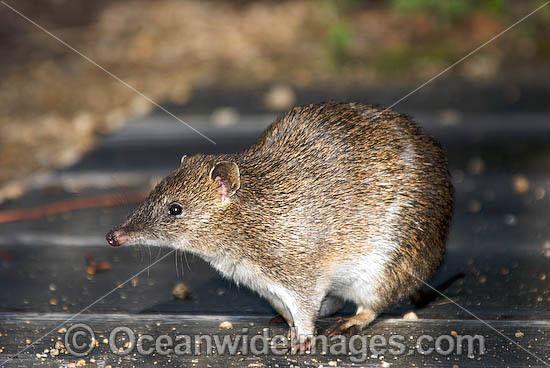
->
[63,323,485,363]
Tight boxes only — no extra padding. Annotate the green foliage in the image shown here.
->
[323,0,368,13]
[328,21,352,67]
[483,0,506,15]
[389,0,507,20]
[371,46,460,74]
[322,0,355,69]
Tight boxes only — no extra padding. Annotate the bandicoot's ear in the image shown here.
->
[209,161,240,204]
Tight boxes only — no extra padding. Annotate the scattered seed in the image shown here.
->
[515,331,524,338]
[219,321,233,329]
[402,312,418,320]
[467,200,482,213]
[172,282,190,299]
[512,175,529,194]
[86,255,112,275]
[467,157,485,175]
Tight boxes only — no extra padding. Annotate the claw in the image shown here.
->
[291,335,313,354]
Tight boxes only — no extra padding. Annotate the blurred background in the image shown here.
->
[0,0,549,199]
[0,1,549,365]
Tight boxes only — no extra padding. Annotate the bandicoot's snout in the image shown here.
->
[106,229,128,247]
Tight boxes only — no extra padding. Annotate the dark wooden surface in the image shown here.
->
[1,314,549,367]
[0,112,549,367]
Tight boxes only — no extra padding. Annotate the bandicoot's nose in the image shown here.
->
[106,229,128,247]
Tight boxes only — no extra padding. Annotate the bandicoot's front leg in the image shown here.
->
[287,296,322,353]
[289,327,315,353]
[267,296,293,327]
[269,314,287,325]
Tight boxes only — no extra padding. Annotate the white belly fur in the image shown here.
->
[330,199,401,307]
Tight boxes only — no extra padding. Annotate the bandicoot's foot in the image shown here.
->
[327,309,376,337]
[269,314,287,325]
[290,334,314,354]
[327,317,362,336]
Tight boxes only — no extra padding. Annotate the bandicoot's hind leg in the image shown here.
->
[271,295,344,326]
[319,295,345,318]
[327,306,377,336]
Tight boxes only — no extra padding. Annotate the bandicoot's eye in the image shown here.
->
[168,203,183,216]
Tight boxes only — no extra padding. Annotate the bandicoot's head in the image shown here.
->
[106,154,240,252]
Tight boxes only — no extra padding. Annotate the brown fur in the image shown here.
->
[108,102,453,344]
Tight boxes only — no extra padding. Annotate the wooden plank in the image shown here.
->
[1,314,548,367]
[0,244,549,320]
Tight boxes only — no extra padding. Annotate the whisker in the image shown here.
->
[183,250,191,272]
[181,251,186,275]
[175,248,179,278]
